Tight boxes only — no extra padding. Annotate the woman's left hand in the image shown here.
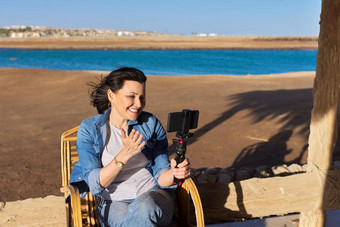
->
[171,158,191,180]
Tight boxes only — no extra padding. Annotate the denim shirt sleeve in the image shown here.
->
[76,121,104,196]
[150,116,176,190]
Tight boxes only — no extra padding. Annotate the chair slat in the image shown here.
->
[66,141,71,182]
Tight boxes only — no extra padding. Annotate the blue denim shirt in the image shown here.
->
[69,109,174,198]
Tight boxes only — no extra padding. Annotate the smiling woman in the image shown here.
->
[69,67,191,226]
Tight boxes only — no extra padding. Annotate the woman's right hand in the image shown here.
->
[120,128,146,160]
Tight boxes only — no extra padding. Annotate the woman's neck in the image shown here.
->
[109,112,129,131]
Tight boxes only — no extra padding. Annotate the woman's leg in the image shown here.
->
[97,197,129,227]
[122,189,175,227]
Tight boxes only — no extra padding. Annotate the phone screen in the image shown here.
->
[167,110,199,132]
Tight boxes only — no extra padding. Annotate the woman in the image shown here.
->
[69,67,191,227]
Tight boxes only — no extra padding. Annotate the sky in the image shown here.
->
[1,0,321,36]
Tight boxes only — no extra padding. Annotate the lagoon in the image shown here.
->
[0,49,317,75]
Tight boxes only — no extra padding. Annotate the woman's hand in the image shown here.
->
[171,158,191,180]
[99,128,145,188]
[120,128,146,160]
[157,158,191,187]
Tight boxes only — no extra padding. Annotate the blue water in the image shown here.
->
[0,49,317,75]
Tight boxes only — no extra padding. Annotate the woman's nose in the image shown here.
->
[135,98,142,107]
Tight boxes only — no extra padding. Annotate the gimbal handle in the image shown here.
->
[173,138,186,186]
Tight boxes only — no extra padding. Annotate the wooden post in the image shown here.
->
[300,0,340,226]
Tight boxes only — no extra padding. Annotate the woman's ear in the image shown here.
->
[107,89,114,102]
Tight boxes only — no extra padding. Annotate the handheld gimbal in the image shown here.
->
[167,109,199,186]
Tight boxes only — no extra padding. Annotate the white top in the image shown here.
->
[100,121,157,201]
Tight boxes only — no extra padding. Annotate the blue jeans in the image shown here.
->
[97,189,174,227]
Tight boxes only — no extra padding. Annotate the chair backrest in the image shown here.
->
[61,126,99,227]
[61,126,79,187]
[61,126,205,227]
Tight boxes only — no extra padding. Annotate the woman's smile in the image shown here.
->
[128,108,139,113]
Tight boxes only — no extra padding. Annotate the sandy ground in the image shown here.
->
[0,35,318,49]
[0,196,66,227]
[1,196,339,226]
[1,68,340,225]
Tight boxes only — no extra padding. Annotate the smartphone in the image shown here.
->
[167,109,199,133]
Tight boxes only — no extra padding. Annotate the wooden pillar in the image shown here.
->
[300,0,340,226]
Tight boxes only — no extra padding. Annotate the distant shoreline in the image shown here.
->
[0,47,318,50]
[0,35,318,50]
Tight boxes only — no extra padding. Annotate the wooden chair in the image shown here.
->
[60,126,205,227]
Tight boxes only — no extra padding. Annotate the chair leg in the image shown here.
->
[61,186,83,227]
[184,179,205,227]
[65,200,71,227]
[176,185,190,225]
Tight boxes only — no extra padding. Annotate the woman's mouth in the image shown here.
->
[129,108,138,113]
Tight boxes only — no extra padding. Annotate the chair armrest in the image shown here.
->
[60,185,83,226]
[177,178,205,227]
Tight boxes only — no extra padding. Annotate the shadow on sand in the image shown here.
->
[180,88,340,224]
[169,88,318,166]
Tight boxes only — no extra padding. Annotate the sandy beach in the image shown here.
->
[2,67,340,225]
[0,68,320,201]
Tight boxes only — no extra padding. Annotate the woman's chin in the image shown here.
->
[128,114,139,121]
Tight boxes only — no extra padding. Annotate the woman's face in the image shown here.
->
[109,80,146,122]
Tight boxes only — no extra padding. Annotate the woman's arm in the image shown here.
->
[76,122,105,196]
[149,115,191,187]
